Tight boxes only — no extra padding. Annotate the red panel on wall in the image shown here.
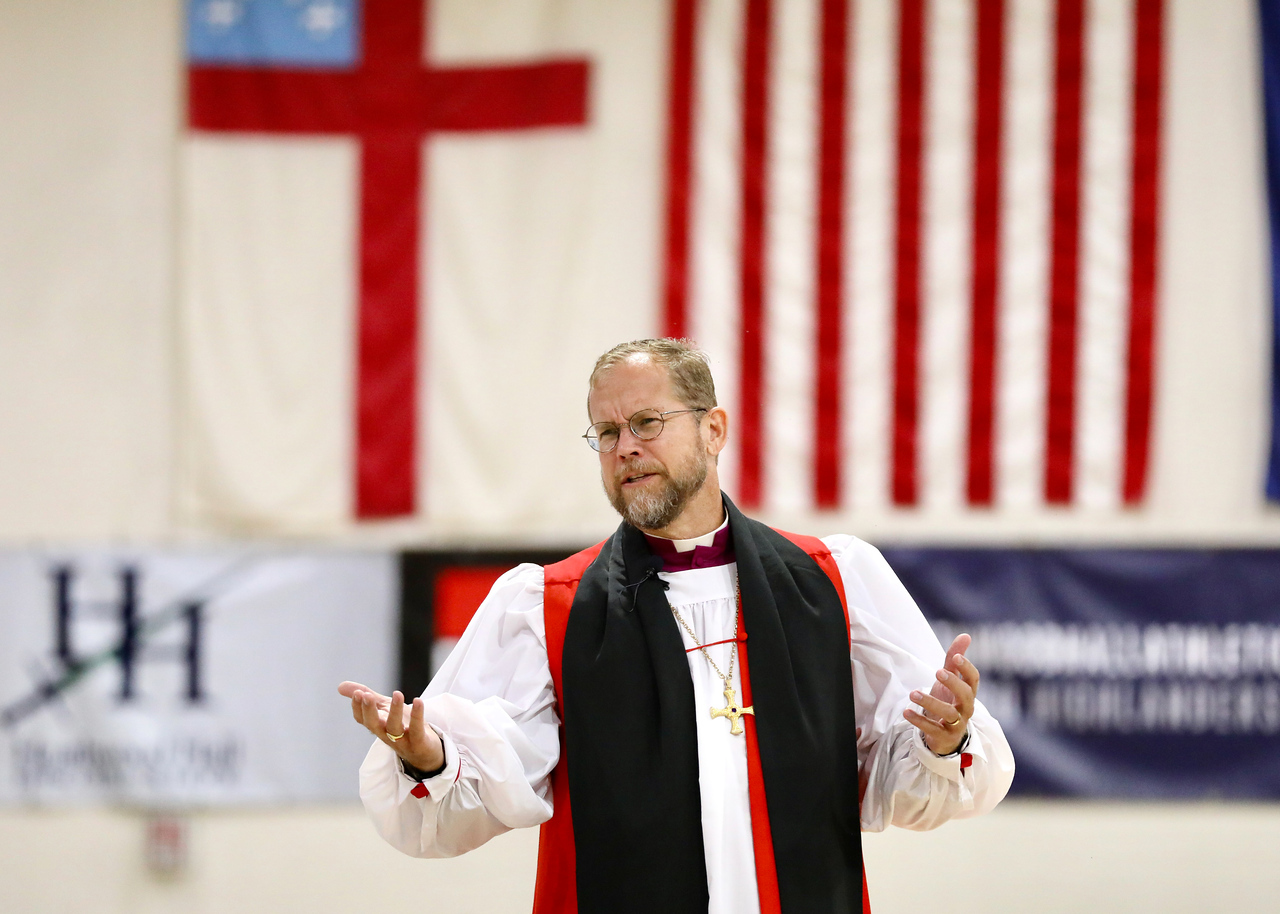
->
[432,566,508,639]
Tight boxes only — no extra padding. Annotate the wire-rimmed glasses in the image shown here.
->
[583,408,708,453]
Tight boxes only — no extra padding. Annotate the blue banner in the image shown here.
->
[882,548,1280,798]
[1259,1,1280,500]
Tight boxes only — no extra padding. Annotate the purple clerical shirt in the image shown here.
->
[642,524,736,572]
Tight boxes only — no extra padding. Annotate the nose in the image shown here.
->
[612,424,646,458]
[617,436,643,458]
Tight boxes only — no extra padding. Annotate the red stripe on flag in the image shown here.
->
[739,0,772,509]
[662,0,699,339]
[1044,0,1086,505]
[892,0,925,507]
[814,0,850,509]
[355,0,425,518]
[1122,0,1163,505]
[966,0,1005,506]
[355,135,421,517]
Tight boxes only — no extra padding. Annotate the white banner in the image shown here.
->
[0,549,395,806]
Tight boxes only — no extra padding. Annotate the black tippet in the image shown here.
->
[560,496,864,913]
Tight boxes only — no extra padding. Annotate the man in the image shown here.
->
[340,339,1015,914]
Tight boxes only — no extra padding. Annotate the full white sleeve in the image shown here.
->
[822,535,1016,832]
[358,563,559,857]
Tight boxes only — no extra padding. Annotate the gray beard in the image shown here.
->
[606,459,708,531]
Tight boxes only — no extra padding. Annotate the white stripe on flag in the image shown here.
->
[1076,0,1136,510]
[765,0,821,513]
[920,0,976,511]
[690,0,745,499]
[996,0,1054,511]
[848,0,899,513]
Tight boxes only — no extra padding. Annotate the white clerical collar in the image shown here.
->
[651,514,730,553]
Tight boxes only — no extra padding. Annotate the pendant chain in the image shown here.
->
[669,574,742,689]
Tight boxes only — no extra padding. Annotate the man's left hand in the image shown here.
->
[903,633,979,756]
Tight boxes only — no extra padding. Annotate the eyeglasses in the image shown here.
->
[583,408,708,453]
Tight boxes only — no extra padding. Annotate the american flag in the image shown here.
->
[660,0,1162,515]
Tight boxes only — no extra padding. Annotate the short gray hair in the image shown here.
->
[588,338,718,414]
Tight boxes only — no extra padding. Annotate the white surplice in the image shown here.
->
[360,534,1016,913]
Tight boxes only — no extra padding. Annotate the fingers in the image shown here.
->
[944,633,972,667]
[343,679,432,761]
[930,634,980,713]
[910,690,964,726]
[403,698,445,772]
[903,704,967,755]
[939,666,976,710]
[408,696,427,741]
[953,651,981,693]
[346,687,382,727]
[342,685,444,774]
[357,690,389,740]
[909,667,971,756]
[903,706,957,742]
[385,691,406,741]
[337,680,366,698]
[347,687,373,725]
[902,705,947,734]
[938,642,981,719]
[341,681,367,724]
[908,638,980,753]
[341,681,390,710]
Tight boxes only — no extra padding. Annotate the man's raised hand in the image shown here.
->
[902,633,979,756]
[338,681,445,774]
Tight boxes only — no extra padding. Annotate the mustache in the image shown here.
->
[615,461,666,484]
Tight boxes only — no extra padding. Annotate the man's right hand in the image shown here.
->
[338,681,445,774]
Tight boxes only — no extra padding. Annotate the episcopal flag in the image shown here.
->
[179,0,1170,536]
[183,0,589,523]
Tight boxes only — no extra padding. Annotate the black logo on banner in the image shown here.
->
[52,566,205,704]
[2,564,210,729]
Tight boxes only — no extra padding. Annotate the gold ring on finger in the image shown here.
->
[387,731,405,742]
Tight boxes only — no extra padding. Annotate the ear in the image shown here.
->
[703,407,728,458]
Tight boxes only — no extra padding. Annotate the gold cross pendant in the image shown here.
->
[710,686,754,735]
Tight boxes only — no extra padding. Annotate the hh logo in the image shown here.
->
[53,565,205,704]
[2,564,207,728]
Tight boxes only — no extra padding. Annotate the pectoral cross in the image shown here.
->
[710,686,754,735]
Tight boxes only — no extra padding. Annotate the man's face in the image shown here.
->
[587,357,709,531]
